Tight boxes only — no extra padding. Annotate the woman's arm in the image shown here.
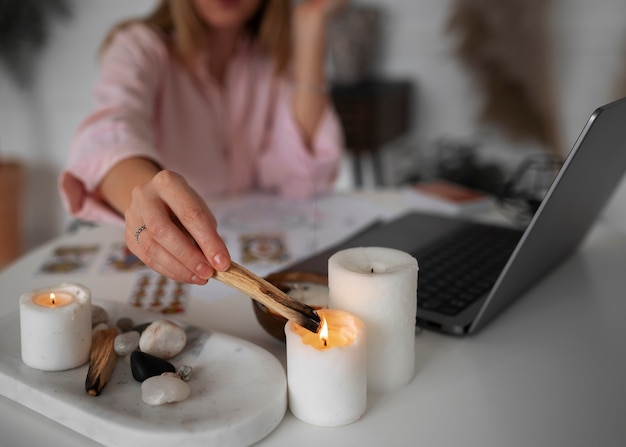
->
[98,157,161,215]
[291,0,349,147]
[62,24,231,284]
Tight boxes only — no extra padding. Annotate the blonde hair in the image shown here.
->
[100,0,292,74]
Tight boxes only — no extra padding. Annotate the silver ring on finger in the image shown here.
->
[135,224,147,243]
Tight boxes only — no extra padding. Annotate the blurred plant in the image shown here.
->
[406,136,507,196]
[497,153,562,224]
[446,0,564,157]
[0,0,73,89]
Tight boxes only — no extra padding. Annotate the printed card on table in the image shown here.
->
[100,242,147,273]
[129,270,189,314]
[38,244,100,274]
[240,233,290,264]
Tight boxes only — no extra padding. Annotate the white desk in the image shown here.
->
[1,192,625,446]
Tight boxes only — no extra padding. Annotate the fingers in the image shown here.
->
[125,170,230,284]
[158,176,231,272]
[126,223,206,284]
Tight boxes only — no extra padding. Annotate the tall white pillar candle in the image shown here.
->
[19,283,92,371]
[328,247,418,392]
[285,308,366,427]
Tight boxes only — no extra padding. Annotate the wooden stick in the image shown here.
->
[85,327,119,396]
[264,271,328,287]
[213,262,321,333]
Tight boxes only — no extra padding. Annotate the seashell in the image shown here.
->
[139,320,187,359]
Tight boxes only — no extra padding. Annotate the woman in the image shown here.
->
[60,0,347,284]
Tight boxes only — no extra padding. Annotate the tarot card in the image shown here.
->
[129,270,189,314]
[100,242,146,273]
[240,233,290,264]
[38,244,100,274]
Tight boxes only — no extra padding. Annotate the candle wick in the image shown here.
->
[371,268,374,273]
[323,339,327,347]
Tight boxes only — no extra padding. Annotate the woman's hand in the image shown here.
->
[294,0,349,24]
[122,170,231,284]
[292,0,349,53]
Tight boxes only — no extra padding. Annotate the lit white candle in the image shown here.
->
[285,309,366,427]
[19,283,92,371]
[328,247,418,393]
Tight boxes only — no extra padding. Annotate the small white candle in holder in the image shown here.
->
[285,308,366,427]
[328,247,418,393]
[19,283,92,371]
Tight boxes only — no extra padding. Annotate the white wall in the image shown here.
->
[2,0,626,252]
[0,0,155,247]
[549,0,626,230]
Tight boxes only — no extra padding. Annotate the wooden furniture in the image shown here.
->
[331,80,413,186]
[0,161,24,270]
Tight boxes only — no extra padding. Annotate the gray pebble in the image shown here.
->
[177,365,193,382]
[91,305,109,326]
[116,317,134,333]
[114,331,140,356]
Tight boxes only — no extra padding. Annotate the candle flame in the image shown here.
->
[50,292,56,305]
[319,316,328,347]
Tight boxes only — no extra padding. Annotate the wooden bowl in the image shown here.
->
[252,271,329,342]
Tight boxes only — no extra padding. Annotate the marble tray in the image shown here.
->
[0,301,287,447]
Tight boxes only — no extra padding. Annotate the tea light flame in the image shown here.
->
[50,293,56,305]
[319,317,328,347]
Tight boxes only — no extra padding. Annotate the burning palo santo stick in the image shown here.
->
[85,327,119,396]
[213,261,322,333]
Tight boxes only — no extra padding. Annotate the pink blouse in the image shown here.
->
[59,24,344,225]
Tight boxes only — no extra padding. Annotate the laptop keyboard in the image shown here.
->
[415,224,523,316]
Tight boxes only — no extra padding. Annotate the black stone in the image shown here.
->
[131,322,152,334]
[130,351,175,382]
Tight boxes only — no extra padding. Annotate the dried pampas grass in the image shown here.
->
[614,35,626,100]
[447,0,563,156]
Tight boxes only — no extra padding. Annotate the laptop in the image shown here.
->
[279,97,626,335]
